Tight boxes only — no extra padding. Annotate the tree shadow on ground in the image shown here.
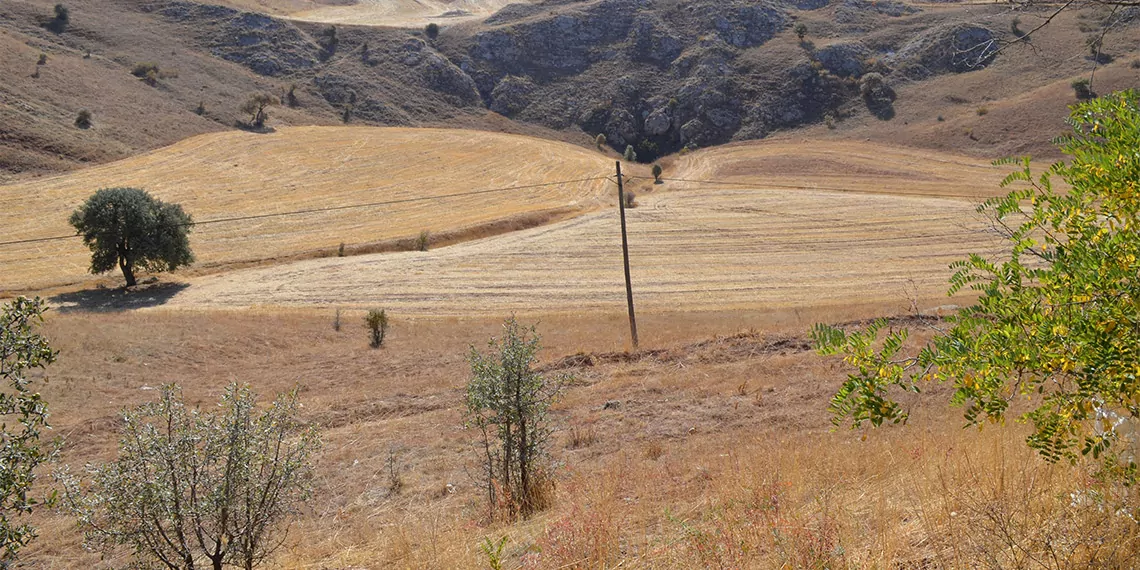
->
[49,282,189,313]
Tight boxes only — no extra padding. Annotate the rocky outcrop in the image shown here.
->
[158,2,323,76]
[891,24,998,77]
[815,42,869,77]
[490,75,536,115]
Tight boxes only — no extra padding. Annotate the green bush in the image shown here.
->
[425,22,440,39]
[74,109,92,128]
[623,145,637,162]
[366,309,389,348]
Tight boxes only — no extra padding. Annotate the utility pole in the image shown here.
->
[615,161,639,348]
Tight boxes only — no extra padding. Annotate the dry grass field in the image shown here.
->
[0,127,617,294]
[150,139,1010,316]
[218,0,537,26]
[16,310,1140,569]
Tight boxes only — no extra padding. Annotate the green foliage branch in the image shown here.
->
[0,297,58,565]
[813,91,1140,483]
[464,318,566,519]
[60,384,320,570]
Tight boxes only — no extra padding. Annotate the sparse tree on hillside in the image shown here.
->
[74,109,92,128]
[652,163,663,183]
[465,318,566,519]
[0,297,58,566]
[623,145,637,163]
[813,91,1140,484]
[1072,79,1096,100]
[46,3,69,32]
[425,22,440,40]
[61,384,320,570]
[794,22,808,42]
[69,187,193,287]
[595,133,606,150]
[241,93,279,128]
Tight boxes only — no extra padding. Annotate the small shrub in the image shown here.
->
[624,190,637,208]
[1131,59,1140,69]
[794,22,808,42]
[360,42,370,62]
[386,448,404,494]
[194,101,205,115]
[595,133,606,150]
[416,230,430,252]
[652,163,663,183]
[82,50,90,59]
[333,308,342,331]
[425,22,440,39]
[1071,79,1096,100]
[37,53,47,65]
[623,145,637,162]
[567,425,598,449]
[824,113,836,129]
[1011,16,1026,38]
[365,309,389,348]
[74,109,92,129]
[31,67,39,78]
[142,69,158,87]
[47,3,69,32]
[976,106,989,116]
[130,62,159,78]
[286,83,299,107]
[337,242,345,257]
[342,105,352,123]
[937,115,945,122]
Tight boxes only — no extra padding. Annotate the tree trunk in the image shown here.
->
[120,259,137,287]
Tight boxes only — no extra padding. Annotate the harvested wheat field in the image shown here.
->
[0,127,615,293]
[220,0,536,26]
[155,139,1011,315]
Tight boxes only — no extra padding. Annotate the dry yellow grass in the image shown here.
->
[217,0,536,26]
[18,310,1140,569]
[0,127,615,293]
[150,139,1011,315]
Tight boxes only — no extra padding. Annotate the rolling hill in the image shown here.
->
[0,127,618,293]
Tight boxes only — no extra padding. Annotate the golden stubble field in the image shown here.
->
[0,127,616,293]
[160,138,1012,315]
[217,0,537,26]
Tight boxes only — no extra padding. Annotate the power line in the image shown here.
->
[626,175,989,200]
[0,176,611,248]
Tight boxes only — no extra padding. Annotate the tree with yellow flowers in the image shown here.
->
[813,90,1140,484]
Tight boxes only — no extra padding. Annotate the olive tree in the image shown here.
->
[813,91,1140,483]
[61,384,320,570]
[240,93,278,129]
[69,187,193,287]
[0,297,57,566]
[465,318,566,519]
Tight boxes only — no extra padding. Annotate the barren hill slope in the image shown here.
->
[0,127,616,293]
[4,0,1135,182]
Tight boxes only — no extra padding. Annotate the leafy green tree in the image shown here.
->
[0,297,57,566]
[61,384,320,570]
[465,318,566,519]
[652,163,663,183]
[813,91,1140,482]
[794,22,808,42]
[623,145,637,163]
[69,187,193,287]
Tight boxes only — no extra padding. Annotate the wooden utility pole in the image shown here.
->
[615,161,639,348]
